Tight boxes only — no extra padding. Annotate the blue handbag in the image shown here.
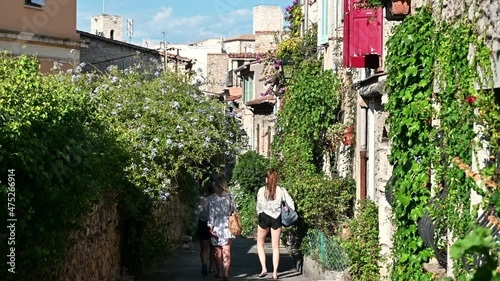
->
[280,188,298,227]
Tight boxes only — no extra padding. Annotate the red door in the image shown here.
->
[343,0,383,68]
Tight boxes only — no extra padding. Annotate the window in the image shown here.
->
[243,72,254,103]
[25,0,45,7]
[318,0,331,45]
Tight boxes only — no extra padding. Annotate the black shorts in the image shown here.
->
[197,220,211,240]
[258,212,282,230]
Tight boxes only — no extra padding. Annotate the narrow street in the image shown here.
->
[139,237,312,281]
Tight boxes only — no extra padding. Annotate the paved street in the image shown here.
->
[139,237,313,281]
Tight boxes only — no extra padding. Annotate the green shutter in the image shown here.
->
[318,0,330,45]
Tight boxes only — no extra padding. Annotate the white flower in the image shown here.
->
[171,101,180,109]
[153,138,159,143]
[166,139,172,145]
[135,113,141,118]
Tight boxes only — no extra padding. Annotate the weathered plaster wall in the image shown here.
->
[255,31,279,54]
[206,53,230,94]
[253,5,284,33]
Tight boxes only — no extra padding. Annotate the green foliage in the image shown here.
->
[284,1,304,37]
[274,61,342,178]
[231,151,269,236]
[231,151,269,193]
[448,227,500,281]
[90,65,240,198]
[385,3,496,280]
[284,173,355,236]
[0,53,128,280]
[342,200,381,281]
[0,53,239,279]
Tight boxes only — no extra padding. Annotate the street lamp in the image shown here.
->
[279,58,294,85]
[240,129,250,150]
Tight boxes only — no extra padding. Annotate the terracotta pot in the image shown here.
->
[391,0,410,15]
[342,126,355,146]
[386,0,410,20]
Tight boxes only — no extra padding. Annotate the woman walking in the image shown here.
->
[256,168,295,280]
[207,173,236,281]
[195,180,215,276]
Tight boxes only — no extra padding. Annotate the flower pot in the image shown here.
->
[386,0,410,21]
[341,224,350,240]
[341,126,355,146]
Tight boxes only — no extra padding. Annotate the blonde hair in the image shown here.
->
[213,173,228,195]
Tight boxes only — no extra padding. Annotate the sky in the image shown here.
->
[77,0,292,45]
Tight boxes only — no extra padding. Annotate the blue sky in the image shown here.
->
[77,0,292,45]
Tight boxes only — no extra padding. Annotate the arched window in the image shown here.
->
[110,30,115,40]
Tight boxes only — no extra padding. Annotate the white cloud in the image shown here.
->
[78,5,255,45]
[151,7,173,25]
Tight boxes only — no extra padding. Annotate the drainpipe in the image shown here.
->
[360,101,368,201]
[304,0,309,33]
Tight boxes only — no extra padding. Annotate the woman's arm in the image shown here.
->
[256,188,263,214]
[283,188,296,210]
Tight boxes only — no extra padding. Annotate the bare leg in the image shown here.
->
[222,239,232,278]
[270,227,282,279]
[257,225,269,275]
[209,243,216,272]
[200,239,210,275]
[214,245,223,277]
[200,239,210,265]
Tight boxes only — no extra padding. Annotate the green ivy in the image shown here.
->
[385,3,497,280]
[342,200,381,281]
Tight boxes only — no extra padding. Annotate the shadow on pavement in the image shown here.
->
[139,237,307,281]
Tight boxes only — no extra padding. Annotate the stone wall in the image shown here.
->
[255,31,279,54]
[152,195,190,242]
[205,53,229,94]
[79,31,161,73]
[57,193,189,281]
[253,5,284,33]
[58,198,121,281]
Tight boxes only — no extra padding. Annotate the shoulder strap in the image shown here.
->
[229,193,235,214]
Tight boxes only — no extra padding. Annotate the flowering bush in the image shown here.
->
[70,60,241,200]
[285,0,304,37]
[0,52,241,280]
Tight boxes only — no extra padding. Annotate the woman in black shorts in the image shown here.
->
[255,168,295,280]
[195,181,215,276]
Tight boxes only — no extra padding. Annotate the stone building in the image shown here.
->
[91,14,123,41]
[0,0,86,72]
[79,14,191,74]
[78,30,163,73]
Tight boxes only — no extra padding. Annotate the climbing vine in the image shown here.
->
[385,3,498,280]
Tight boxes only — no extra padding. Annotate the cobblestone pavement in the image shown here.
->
[139,237,314,281]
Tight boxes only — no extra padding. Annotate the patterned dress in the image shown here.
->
[207,192,236,246]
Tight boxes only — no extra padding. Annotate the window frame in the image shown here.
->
[243,71,254,103]
[25,0,45,8]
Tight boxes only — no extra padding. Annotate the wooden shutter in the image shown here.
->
[318,0,330,45]
[343,0,383,68]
